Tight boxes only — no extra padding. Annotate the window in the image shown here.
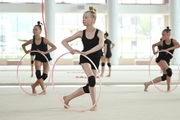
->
[118,15,164,58]
[120,0,136,4]
[0,0,106,4]
[119,0,165,4]
[0,13,164,60]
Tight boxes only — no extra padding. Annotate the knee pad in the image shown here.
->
[83,84,89,93]
[101,63,105,67]
[35,70,41,79]
[42,73,48,81]
[161,74,167,81]
[31,60,34,64]
[166,68,172,77]
[88,76,96,87]
[107,63,111,67]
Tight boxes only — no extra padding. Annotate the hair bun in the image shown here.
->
[104,31,109,36]
[89,6,97,13]
[166,26,171,31]
[37,21,42,26]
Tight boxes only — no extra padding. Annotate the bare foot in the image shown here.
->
[167,87,170,92]
[31,85,36,94]
[144,82,149,92]
[90,105,97,111]
[38,90,46,95]
[106,75,110,77]
[63,96,70,109]
[100,74,103,77]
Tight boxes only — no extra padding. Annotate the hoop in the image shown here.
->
[148,50,180,93]
[51,52,102,112]
[16,50,51,96]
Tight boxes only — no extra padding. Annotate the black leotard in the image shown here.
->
[157,45,162,51]
[157,38,163,51]
[100,49,103,57]
[79,29,101,69]
[156,39,174,65]
[104,39,112,58]
[31,37,52,62]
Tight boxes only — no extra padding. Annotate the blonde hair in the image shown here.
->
[85,6,97,22]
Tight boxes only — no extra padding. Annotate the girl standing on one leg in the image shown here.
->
[100,32,115,77]
[22,21,57,95]
[144,26,180,92]
[62,6,104,111]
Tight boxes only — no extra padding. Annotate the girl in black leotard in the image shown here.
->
[22,21,57,95]
[100,32,115,77]
[62,6,104,111]
[144,26,180,92]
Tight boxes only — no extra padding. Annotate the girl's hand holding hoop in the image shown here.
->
[153,51,158,55]
[37,49,47,55]
[73,50,88,56]
[75,49,81,53]
[69,49,77,54]
[25,50,31,54]
[164,49,170,54]
[79,51,89,56]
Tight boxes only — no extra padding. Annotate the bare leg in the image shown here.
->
[166,76,171,92]
[89,86,96,111]
[106,66,111,77]
[89,69,98,111]
[34,60,46,95]
[31,64,34,77]
[144,77,162,91]
[100,56,105,77]
[30,55,34,77]
[100,66,105,77]
[144,60,169,91]
[106,58,111,77]
[38,79,46,95]
[63,88,85,108]
[82,63,97,111]
[31,80,39,94]
[38,62,49,95]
